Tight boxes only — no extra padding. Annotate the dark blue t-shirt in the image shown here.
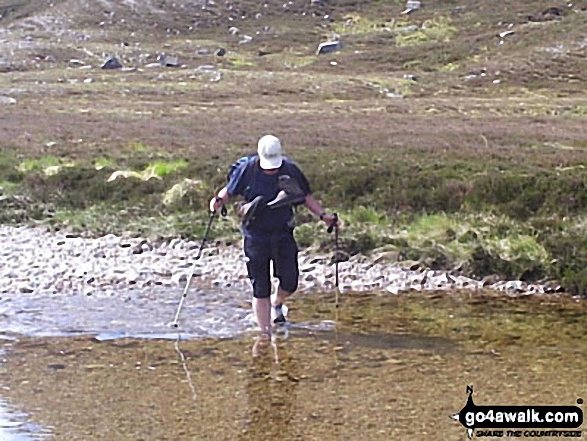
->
[226,156,311,236]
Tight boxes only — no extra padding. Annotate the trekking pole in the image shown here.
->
[327,213,339,307]
[170,199,226,328]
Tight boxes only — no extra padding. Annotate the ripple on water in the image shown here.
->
[0,286,258,339]
[0,398,52,441]
[0,286,337,340]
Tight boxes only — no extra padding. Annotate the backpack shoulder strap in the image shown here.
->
[228,154,258,182]
[242,154,258,179]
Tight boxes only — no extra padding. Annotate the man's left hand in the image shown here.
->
[321,214,339,229]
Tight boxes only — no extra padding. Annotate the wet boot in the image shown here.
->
[267,175,306,209]
[235,195,266,228]
[271,303,288,324]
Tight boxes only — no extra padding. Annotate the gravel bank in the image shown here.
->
[0,226,561,298]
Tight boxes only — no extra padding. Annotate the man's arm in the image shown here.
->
[209,158,250,212]
[287,161,336,226]
[304,194,337,227]
[209,186,232,212]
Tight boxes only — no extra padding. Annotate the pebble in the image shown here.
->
[0,226,555,298]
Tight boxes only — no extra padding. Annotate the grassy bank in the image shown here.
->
[1,145,587,294]
[1,0,586,293]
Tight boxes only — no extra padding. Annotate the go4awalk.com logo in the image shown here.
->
[451,386,583,439]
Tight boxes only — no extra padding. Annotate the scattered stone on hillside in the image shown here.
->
[158,54,180,67]
[394,25,419,33]
[239,35,253,44]
[316,40,342,55]
[498,30,515,38]
[464,68,487,80]
[193,65,222,82]
[403,74,418,81]
[401,0,422,15]
[528,6,563,22]
[102,56,122,70]
[196,65,217,72]
[229,26,239,35]
[197,48,210,56]
[0,96,17,104]
[543,7,562,16]
[69,59,86,67]
[310,0,323,5]
[215,48,226,56]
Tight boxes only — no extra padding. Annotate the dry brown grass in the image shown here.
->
[0,0,585,162]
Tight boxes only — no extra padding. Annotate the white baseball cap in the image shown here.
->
[257,135,283,169]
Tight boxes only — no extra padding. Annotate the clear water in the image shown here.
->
[0,286,336,340]
[0,290,586,440]
[0,398,51,441]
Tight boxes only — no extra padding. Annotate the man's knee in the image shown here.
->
[252,278,271,299]
[245,237,272,298]
[247,263,272,299]
[274,233,299,292]
[279,275,298,294]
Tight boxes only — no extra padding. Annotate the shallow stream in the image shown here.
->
[0,287,586,440]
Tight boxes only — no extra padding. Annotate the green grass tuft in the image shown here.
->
[18,156,60,173]
[146,160,189,178]
[395,16,457,47]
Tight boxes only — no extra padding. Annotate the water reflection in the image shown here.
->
[0,292,585,440]
[0,398,51,441]
[242,336,301,440]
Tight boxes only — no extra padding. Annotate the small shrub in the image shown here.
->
[543,233,587,295]
[563,267,587,296]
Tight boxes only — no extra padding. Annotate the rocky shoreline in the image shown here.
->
[0,225,565,299]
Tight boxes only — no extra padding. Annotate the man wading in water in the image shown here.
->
[210,135,337,337]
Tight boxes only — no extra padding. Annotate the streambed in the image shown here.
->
[0,290,585,440]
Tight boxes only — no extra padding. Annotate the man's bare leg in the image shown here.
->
[271,285,291,306]
[252,296,271,334]
[271,285,291,323]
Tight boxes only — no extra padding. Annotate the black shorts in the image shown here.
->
[244,231,299,299]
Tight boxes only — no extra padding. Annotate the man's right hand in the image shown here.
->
[210,196,224,213]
